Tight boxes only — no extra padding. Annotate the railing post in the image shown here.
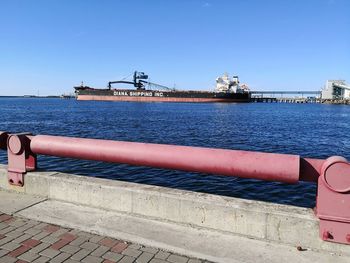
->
[316,156,350,244]
[7,133,36,186]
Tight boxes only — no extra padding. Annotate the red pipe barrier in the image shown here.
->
[1,132,350,245]
[31,135,301,184]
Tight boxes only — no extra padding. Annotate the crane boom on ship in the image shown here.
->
[108,71,174,91]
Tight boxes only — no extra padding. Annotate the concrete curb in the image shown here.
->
[16,198,349,263]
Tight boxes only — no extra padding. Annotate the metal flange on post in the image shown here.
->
[316,156,350,244]
[6,133,36,186]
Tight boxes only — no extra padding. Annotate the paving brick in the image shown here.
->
[102,251,123,262]
[22,238,41,248]
[18,251,41,262]
[167,254,188,263]
[12,234,31,244]
[16,224,34,233]
[99,238,119,248]
[149,259,167,263]
[60,232,76,242]
[43,225,60,233]
[119,255,136,263]
[24,228,42,236]
[0,215,204,263]
[136,252,154,263]
[29,242,51,253]
[111,242,128,253]
[128,244,141,250]
[122,248,142,258]
[9,219,27,228]
[32,231,50,241]
[32,256,50,263]
[70,236,89,246]
[77,231,94,238]
[80,241,99,251]
[70,248,91,261]
[9,245,30,257]
[0,214,12,222]
[26,220,40,227]
[0,248,10,257]
[33,223,48,230]
[0,236,15,246]
[50,239,70,250]
[140,247,158,255]
[0,226,15,235]
[5,230,22,238]
[1,241,21,251]
[89,235,104,244]
[4,219,15,224]
[0,255,17,263]
[39,248,60,258]
[0,222,8,230]
[90,245,110,257]
[154,251,170,260]
[50,252,71,263]
[82,255,104,263]
[64,260,81,263]
[60,244,80,254]
[40,236,60,244]
[8,245,31,257]
[50,228,69,238]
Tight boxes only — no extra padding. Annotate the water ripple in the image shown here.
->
[0,98,349,208]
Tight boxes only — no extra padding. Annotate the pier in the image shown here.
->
[0,132,349,262]
[250,91,321,103]
[250,89,350,104]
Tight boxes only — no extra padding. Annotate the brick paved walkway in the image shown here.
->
[0,213,208,263]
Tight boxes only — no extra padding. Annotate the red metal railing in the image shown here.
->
[0,131,349,245]
[30,135,324,183]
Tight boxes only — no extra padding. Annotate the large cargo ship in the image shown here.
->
[74,71,250,103]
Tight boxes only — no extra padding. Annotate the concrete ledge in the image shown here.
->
[17,199,349,263]
[0,164,349,257]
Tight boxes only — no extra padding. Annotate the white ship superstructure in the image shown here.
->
[215,73,249,93]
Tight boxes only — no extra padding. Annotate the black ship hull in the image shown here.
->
[75,88,250,103]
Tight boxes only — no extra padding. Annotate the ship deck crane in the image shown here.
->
[139,80,175,91]
[108,71,174,91]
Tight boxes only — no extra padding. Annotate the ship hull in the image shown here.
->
[75,89,250,103]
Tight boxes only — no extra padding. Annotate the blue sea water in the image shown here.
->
[0,98,349,208]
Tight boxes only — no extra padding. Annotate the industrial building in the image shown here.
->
[321,80,350,100]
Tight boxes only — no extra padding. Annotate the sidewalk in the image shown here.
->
[0,213,204,263]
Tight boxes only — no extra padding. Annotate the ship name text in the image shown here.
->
[113,91,164,97]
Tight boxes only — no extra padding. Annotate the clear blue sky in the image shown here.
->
[0,0,349,96]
